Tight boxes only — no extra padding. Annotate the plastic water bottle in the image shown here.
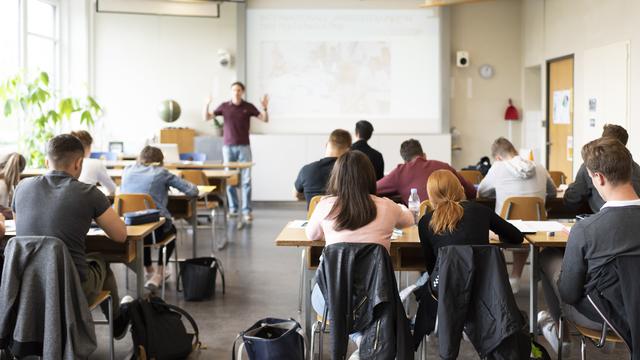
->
[408,188,421,223]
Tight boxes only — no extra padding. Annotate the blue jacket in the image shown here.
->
[120,164,198,223]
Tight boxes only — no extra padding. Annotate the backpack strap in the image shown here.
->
[215,257,226,294]
[149,299,201,351]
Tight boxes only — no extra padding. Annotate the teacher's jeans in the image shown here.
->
[222,145,252,214]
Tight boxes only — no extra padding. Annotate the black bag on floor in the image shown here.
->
[232,318,304,360]
[128,296,201,360]
[179,257,226,301]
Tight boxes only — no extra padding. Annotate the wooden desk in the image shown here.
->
[103,160,253,170]
[474,196,592,219]
[5,219,165,297]
[524,228,570,337]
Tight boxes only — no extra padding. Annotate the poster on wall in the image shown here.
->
[553,90,572,124]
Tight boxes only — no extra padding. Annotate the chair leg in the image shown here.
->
[581,337,587,360]
[125,266,129,290]
[558,317,564,360]
[161,246,167,299]
[174,241,180,292]
[310,322,318,360]
[107,295,114,360]
[319,306,328,360]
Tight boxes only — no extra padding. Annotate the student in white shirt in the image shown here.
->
[478,137,556,293]
[71,130,117,195]
[0,152,26,208]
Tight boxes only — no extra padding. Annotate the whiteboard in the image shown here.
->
[246,9,442,134]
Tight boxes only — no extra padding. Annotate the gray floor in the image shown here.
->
[90,202,628,359]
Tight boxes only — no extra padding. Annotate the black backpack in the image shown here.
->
[128,296,201,360]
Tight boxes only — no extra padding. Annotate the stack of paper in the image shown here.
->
[288,220,308,229]
[508,220,570,234]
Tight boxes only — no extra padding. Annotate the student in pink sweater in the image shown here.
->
[305,150,414,360]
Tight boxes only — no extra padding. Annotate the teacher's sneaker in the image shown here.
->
[243,213,253,225]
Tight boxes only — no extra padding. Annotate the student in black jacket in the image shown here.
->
[351,120,385,180]
[418,169,523,275]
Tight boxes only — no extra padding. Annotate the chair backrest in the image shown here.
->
[180,170,209,186]
[114,193,157,216]
[307,195,323,219]
[419,200,433,217]
[499,196,547,220]
[179,152,207,162]
[548,171,567,187]
[458,170,483,185]
[90,152,118,161]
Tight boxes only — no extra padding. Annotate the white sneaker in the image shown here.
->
[120,295,134,305]
[538,311,571,356]
[228,211,239,218]
[243,213,253,224]
[509,277,520,294]
[399,284,417,302]
[144,273,163,290]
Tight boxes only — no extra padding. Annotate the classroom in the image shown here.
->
[0,0,638,359]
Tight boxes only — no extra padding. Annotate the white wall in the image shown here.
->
[522,0,640,175]
[93,3,238,152]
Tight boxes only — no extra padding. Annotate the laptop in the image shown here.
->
[152,143,180,164]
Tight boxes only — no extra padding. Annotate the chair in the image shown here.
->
[90,152,119,161]
[419,200,433,217]
[89,291,115,360]
[549,171,567,187]
[298,195,323,314]
[114,194,177,299]
[179,152,207,162]
[458,169,483,185]
[500,196,547,221]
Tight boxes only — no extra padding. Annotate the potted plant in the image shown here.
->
[0,71,102,167]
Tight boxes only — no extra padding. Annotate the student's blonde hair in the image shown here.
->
[0,153,26,203]
[427,170,465,235]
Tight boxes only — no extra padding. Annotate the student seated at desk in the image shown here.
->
[538,137,640,355]
[0,152,26,209]
[306,150,414,360]
[477,137,556,293]
[564,124,640,213]
[351,120,384,180]
[418,169,523,275]
[120,146,198,290]
[377,139,476,204]
[71,130,117,195]
[294,129,352,208]
[11,134,130,338]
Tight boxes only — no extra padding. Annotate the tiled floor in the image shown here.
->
[89,202,627,359]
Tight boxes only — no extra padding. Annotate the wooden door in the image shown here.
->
[547,56,574,181]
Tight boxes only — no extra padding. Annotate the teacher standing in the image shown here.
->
[203,81,269,223]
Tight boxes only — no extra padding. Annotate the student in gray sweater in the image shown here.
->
[538,137,640,355]
[564,124,640,212]
[477,137,556,293]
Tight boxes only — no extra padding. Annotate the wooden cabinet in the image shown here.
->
[160,128,195,153]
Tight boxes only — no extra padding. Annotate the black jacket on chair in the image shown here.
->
[316,243,412,360]
[588,254,640,359]
[414,245,529,360]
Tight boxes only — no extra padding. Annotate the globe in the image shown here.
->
[158,100,181,123]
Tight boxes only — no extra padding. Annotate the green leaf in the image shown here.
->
[39,72,49,86]
[80,110,93,125]
[59,98,73,119]
[87,96,102,112]
[3,100,12,117]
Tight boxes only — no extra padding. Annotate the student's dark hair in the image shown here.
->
[70,130,93,149]
[138,146,164,166]
[328,129,352,151]
[230,81,246,91]
[601,124,629,145]
[582,137,632,185]
[400,139,423,162]
[491,137,518,158]
[0,153,26,198]
[47,134,85,167]
[326,150,377,231]
[355,120,374,141]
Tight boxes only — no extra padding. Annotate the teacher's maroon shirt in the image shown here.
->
[214,100,260,145]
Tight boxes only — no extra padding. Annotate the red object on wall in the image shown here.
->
[504,98,519,121]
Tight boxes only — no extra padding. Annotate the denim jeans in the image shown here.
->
[311,284,363,345]
[222,145,252,214]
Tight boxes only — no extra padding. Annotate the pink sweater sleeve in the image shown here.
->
[394,201,415,228]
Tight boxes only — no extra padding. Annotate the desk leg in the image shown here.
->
[136,239,144,298]
[217,179,229,250]
[303,267,314,353]
[191,197,198,258]
[529,244,539,337]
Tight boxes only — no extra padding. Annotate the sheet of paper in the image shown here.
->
[390,228,403,240]
[4,220,15,232]
[508,220,569,233]
[288,220,308,229]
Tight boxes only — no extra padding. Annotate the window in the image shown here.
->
[26,0,59,87]
[0,0,20,80]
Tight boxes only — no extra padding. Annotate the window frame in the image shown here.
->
[21,0,61,88]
